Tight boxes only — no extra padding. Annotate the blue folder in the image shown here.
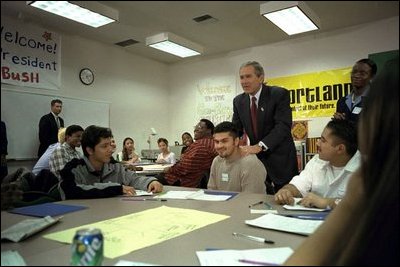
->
[285,212,330,220]
[9,203,87,217]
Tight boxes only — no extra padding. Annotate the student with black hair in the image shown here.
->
[49,125,84,180]
[333,58,377,124]
[59,125,163,200]
[275,119,359,209]
[208,121,266,193]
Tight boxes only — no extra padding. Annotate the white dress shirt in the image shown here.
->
[290,151,361,198]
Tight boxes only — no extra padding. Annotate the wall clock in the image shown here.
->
[79,68,94,85]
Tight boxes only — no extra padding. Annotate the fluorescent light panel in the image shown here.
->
[260,1,319,35]
[146,32,202,58]
[27,1,117,28]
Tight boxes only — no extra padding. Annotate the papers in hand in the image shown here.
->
[245,213,323,236]
[153,190,231,201]
[134,190,153,196]
[1,216,62,242]
[283,198,328,212]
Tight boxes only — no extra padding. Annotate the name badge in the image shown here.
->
[221,173,229,182]
[352,107,362,114]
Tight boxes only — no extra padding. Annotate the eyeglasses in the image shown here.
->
[194,124,206,130]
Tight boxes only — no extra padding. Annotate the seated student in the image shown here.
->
[156,138,176,164]
[116,137,141,164]
[284,57,399,266]
[208,121,266,193]
[32,128,66,176]
[111,136,117,156]
[275,119,360,209]
[180,132,194,155]
[158,119,217,188]
[49,125,84,180]
[1,127,81,207]
[59,125,163,200]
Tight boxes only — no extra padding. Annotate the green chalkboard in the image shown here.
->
[369,50,399,77]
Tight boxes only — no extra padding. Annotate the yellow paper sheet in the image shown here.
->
[43,206,229,259]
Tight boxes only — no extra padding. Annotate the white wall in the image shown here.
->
[168,16,399,139]
[60,35,171,153]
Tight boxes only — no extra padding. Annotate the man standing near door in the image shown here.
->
[232,61,298,194]
[38,99,64,158]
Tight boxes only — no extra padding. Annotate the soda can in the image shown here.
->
[71,228,104,266]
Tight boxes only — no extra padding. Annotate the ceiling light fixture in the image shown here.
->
[146,32,203,58]
[260,1,319,35]
[26,1,118,28]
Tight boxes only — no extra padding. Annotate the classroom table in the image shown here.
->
[1,186,310,265]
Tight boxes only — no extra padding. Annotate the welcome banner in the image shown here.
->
[1,18,61,90]
[268,67,352,119]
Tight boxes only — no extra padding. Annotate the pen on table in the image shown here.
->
[249,201,264,208]
[122,198,167,202]
[232,232,275,244]
[238,259,279,266]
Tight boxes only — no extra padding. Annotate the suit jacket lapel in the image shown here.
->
[257,85,269,136]
[240,95,254,139]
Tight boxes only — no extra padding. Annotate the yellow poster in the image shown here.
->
[268,67,352,119]
[44,206,229,259]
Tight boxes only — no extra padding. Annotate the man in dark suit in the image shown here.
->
[1,120,8,181]
[38,99,64,158]
[333,58,377,125]
[232,61,298,194]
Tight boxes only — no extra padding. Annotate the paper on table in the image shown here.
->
[1,250,27,266]
[1,216,62,242]
[153,191,195,199]
[283,198,328,212]
[196,247,293,266]
[250,209,278,214]
[245,213,323,236]
[114,260,159,266]
[153,190,231,201]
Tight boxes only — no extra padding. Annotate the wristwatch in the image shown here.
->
[327,198,341,210]
[258,142,267,151]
